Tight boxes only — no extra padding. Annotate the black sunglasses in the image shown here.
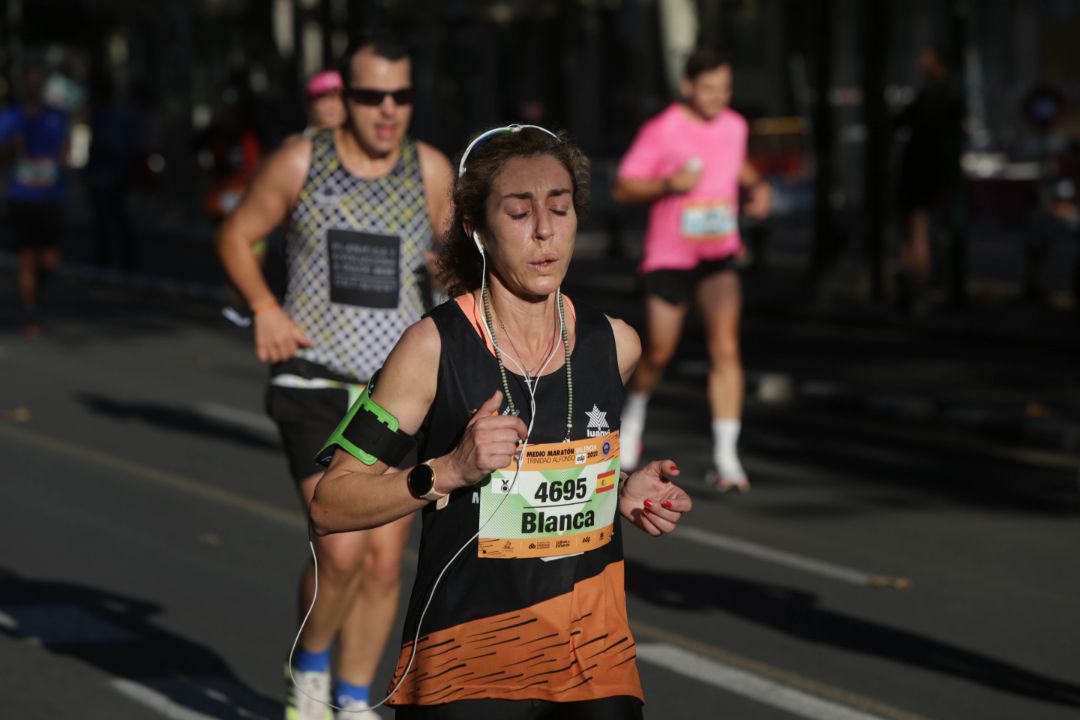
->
[344,87,415,106]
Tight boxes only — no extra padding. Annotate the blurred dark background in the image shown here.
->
[1,0,1078,310]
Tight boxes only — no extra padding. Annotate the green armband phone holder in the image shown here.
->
[315,373,416,468]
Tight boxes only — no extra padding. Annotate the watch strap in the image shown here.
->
[411,462,449,509]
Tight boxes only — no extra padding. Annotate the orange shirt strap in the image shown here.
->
[454,291,577,358]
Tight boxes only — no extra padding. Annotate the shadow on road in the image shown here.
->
[742,407,1080,516]
[77,393,279,451]
[644,391,1080,517]
[625,558,1080,710]
[0,567,279,719]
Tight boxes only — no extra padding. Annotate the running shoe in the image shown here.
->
[706,468,750,494]
[285,664,332,720]
[335,698,381,719]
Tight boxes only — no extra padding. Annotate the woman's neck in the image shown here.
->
[480,282,560,367]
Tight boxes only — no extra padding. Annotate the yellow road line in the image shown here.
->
[0,423,422,565]
[0,423,307,531]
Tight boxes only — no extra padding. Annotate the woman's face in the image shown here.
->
[481,154,576,300]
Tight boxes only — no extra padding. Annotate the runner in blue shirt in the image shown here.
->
[0,66,70,337]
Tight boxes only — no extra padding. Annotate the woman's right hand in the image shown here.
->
[253,306,315,363]
[448,390,528,488]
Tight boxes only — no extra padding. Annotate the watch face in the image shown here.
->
[407,463,435,498]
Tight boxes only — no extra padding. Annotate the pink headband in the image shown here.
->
[306,70,342,98]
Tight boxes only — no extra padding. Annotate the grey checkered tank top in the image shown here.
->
[284,130,433,382]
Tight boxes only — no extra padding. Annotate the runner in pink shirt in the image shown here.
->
[613,47,770,492]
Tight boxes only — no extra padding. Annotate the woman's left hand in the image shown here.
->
[618,460,692,537]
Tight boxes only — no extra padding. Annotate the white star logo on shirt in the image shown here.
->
[585,404,608,430]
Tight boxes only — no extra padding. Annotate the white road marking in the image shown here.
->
[675,525,909,588]
[193,402,278,439]
[637,643,896,720]
[632,621,928,720]
[0,610,17,629]
[109,678,268,720]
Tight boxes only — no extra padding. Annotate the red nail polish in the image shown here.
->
[643,499,654,508]
[671,464,679,472]
[661,501,672,509]
[642,507,650,515]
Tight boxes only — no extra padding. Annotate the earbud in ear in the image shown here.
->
[472,231,484,256]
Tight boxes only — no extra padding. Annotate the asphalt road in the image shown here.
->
[1,280,1078,720]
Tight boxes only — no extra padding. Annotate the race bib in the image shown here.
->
[478,432,621,559]
[680,199,737,241]
[15,157,59,188]
[326,229,400,308]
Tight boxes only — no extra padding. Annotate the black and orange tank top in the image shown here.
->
[386,294,643,706]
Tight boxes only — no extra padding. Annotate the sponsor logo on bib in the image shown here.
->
[585,404,609,438]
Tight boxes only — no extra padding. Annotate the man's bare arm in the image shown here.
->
[215,140,312,307]
[418,141,455,243]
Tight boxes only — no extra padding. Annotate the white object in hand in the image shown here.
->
[686,156,703,171]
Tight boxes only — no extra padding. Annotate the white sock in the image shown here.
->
[712,419,746,479]
[620,392,649,469]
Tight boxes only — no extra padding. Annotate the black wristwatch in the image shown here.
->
[406,462,447,505]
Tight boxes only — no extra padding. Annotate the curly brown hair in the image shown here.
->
[437,127,591,297]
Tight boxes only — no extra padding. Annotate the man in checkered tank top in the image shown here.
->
[216,32,454,720]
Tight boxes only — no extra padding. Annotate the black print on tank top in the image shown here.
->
[327,229,401,308]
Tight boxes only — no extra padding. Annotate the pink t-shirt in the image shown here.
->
[618,104,748,272]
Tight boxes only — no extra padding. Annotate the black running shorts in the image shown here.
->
[265,381,353,482]
[641,255,739,306]
[6,201,64,251]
